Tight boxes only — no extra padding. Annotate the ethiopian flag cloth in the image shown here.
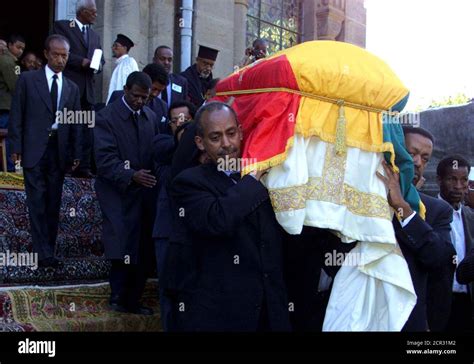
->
[214,40,421,331]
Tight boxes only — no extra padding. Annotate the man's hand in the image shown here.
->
[82,58,91,68]
[376,161,413,219]
[250,169,269,181]
[11,153,21,163]
[133,169,157,188]
[71,159,80,171]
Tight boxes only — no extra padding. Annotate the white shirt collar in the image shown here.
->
[438,193,462,213]
[121,96,140,115]
[45,65,62,81]
[75,18,87,31]
[115,54,129,64]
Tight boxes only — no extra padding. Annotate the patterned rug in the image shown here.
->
[0,176,109,284]
[0,172,24,190]
[0,280,161,331]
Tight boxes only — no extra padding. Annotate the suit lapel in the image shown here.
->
[58,78,70,112]
[72,21,87,49]
[34,70,53,113]
[462,207,474,251]
[203,164,262,233]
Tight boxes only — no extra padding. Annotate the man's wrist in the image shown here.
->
[393,202,414,220]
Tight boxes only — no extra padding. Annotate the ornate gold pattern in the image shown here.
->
[268,144,391,220]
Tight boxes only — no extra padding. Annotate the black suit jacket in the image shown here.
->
[163,163,291,331]
[52,20,104,105]
[94,98,158,263]
[395,193,455,331]
[161,73,188,107]
[108,90,169,134]
[455,206,474,308]
[180,64,211,107]
[8,69,82,170]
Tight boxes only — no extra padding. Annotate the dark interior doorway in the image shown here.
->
[0,0,54,63]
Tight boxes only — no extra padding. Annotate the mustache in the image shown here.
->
[217,148,238,157]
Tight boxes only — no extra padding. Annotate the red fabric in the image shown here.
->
[213,55,301,168]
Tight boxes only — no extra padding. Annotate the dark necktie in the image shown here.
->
[51,74,58,120]
[82,25,88,46]
[161,87,168,104]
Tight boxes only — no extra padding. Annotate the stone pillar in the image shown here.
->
[344,0,366,48]
[148,0,176,66]
[315,0,346,41]
[233,0,248,68]
[302,0,317,41]
[193,0,235,78]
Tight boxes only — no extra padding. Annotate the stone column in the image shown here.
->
[233,0,248,68]
[315,0,346,41]
[344,0,366,48]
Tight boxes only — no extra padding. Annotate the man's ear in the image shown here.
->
[436,175,442,186]
[238,124,243,140]
[195,135,205,151]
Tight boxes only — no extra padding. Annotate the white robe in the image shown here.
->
[106,54,139,104]
[262,134,417,331]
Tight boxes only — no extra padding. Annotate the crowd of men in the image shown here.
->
[1,0,473,332]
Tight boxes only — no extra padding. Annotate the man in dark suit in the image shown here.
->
[108,63,169,134]
[53,0,104,176]
[180,45,219,108]
[377,126,456,331]
[437,155,474,331]
[8,35,82,268]
[153,46,188,108]
[163,101,291,331]
[94,71,158,315]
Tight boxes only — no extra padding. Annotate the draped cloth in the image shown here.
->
[213,41,420,331]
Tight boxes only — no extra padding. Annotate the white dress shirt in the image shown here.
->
[439,194,468,293]
[75,18,87,35]
[45,65,63,130]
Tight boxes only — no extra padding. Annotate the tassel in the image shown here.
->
[335,99,347,155]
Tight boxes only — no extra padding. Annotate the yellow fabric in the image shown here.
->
[282,41,409,154]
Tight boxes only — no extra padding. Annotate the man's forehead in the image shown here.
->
[157,49,173,57]
[203,110,237,130]
[405,133,432,147]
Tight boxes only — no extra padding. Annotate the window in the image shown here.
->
[246,0,302,55]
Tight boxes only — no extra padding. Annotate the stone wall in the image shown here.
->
[73,0,367,104]
[418,102,474,196]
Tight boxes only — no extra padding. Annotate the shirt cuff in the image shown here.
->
[400,211,417,228]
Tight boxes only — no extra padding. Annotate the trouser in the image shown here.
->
[154,237,171,331]
[109,259,148,310]
[23,135,64,261]
[109,205,155,310]
[447,292,472,332]
[0,110,14,172]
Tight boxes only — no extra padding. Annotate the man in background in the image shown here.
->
[181,45,218,108]
[106,34,138,103]
[53,0,104,176]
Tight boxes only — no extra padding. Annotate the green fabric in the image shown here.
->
[383,93,422,215]
[0,51,19,111]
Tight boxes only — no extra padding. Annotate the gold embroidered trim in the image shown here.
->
[268,144,391,220]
